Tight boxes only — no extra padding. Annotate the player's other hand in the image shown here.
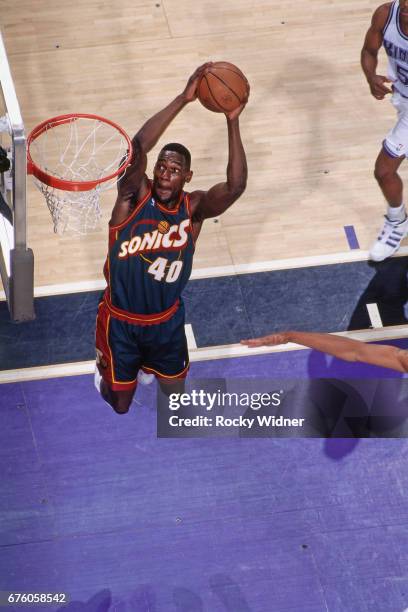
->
[241,332,289,347]
[368,74,393,100]
[225,84,250,121]
[182,63,213,103]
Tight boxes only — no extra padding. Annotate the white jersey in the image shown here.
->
[383,0,408,98]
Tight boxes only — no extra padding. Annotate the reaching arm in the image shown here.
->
[241,331,408,373]
[132,63,213,155]
[190,101,248,223]
[361,3,393,99]
[111,64,212,225]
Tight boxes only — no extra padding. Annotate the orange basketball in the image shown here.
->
[198,62,249,114]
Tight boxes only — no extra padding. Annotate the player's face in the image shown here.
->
[152,151,192,206]
[400,0,408,18]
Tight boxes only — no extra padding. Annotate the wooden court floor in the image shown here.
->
[1,0,403,287]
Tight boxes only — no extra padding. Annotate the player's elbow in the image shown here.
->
[229,177,247,199]
[130,135,148,162]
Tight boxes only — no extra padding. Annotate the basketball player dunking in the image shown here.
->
[361,0,408,260]
[95,64,248,414]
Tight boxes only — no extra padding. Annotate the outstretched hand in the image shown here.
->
[241,332,290,347]
[182,63,213,102]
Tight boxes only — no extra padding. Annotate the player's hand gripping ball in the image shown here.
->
[198,61,249,113]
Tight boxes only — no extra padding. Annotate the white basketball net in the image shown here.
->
[38,185,103,235]
[29,116,130,234]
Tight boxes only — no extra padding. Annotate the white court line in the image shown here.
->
[1,325,407,384]
[3,247,408,301]
[366,303,383,328]
[185,323,197,350]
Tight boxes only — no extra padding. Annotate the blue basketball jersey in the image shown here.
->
[104,184,195,319]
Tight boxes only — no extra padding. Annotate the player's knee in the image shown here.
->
[374,164,395,185]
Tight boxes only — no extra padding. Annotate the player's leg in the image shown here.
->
[95,367,135,414]
[374,148,405,206]
[95,303,139,414]
[370,95,408,261]
[140,307,189,398]
[157,376,186,398]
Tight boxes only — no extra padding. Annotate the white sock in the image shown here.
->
[94,365,102,393]
[94,366,114,409]
[387,203,406,222]
[137,369,155,385]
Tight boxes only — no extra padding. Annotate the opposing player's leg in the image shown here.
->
[374,147,405,205]
[371,147,408,261]
[370,95,408,261]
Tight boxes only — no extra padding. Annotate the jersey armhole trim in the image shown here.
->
[383,1,396,35]
[396,6,408,40]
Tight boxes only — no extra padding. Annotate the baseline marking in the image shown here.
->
[185,323,197,350]
[3,248,408,300]
[1,326,407,384]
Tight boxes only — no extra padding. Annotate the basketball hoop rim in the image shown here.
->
[26,113,133,192]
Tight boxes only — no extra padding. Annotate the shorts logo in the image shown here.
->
[397,143,404,152]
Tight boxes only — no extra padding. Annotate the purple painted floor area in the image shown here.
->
[1,349,408,611]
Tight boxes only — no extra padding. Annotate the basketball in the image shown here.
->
[198,62,249,113]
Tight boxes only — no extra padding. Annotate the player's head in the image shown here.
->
[152,143,193,206]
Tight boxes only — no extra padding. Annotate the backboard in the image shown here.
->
[0,30,34,322]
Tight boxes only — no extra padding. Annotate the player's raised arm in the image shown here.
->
[190,101,248,222]
[241,331,408,373]
[111,64,212,225]
[361,3,393,99]
[132,63,212,155]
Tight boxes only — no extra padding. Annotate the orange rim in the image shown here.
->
[27,113,133,192]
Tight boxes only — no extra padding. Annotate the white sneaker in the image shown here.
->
[369,215,408,261]
[137,369,155,385]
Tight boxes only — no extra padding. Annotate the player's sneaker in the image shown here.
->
[137,369,155,385]
[369,215,408,261]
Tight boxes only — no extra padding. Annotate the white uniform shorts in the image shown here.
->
[383,90,408,158]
